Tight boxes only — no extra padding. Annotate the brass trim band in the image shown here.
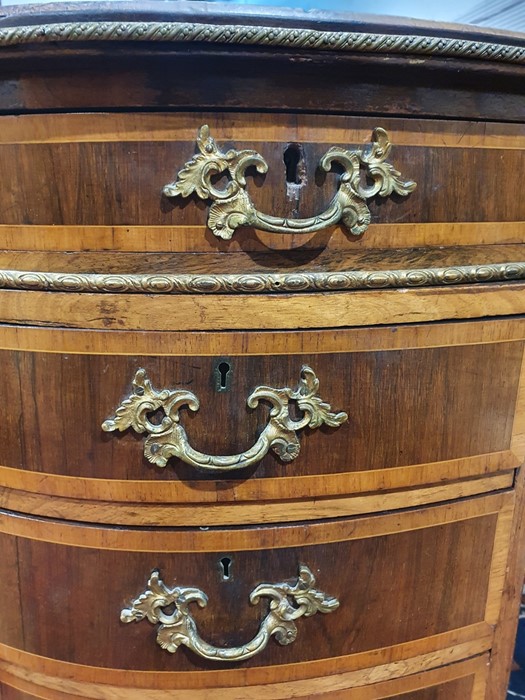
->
[0,21,524,66]
[0,262,523,294]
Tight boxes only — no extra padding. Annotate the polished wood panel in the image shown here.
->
[1,222,523,253]
[0,496,509,673]
[0,686,36,700]
[0,317,524,355]
[0,678,475,700]
[1,245,523,280]
[0,473,513,526]
[0,453,517,504]
[0,138,523,227]
[0,628,493,693]
[486,464,525,699]
[387,679,474,699]
[2,113,525,149]
[1,343,520,479]
[0,653,490,699]
[1,6,524,697]
[0,491,509,551]
[511,351,525,463]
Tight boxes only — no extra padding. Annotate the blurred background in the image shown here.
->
[0,0,525,32]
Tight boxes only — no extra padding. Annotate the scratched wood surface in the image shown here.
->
[0,4,524,699]
[0,328,520,526]
[0,114,523,241]
[0,495,510,674]
[0,654,489,698]
[0,3,524,120]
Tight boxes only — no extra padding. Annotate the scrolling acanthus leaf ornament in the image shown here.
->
[163,125,416,239]
[120,564,339,661]
[102,366,348,473]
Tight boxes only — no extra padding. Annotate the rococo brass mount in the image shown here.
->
[163,125,416,239]
[102,366,347,473]
[121,564,339,662]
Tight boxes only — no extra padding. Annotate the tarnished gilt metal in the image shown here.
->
[163,126,416,240]
[102,366,348,473]
[0,21,524,66]
[0,261,524,294]
[121,565,339,662]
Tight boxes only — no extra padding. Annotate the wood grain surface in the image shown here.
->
[0,341,519,501]
[0,653,490,699]
[0,7,524,697]
[1,113,523,148]
[1,222,523,253]
[0,115,523,232]
[0,46,524,120]
[0,495,510,675]
[0,317,523,355]
[1,283,525,330]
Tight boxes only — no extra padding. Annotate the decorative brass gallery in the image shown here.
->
[102,366,347,473]
[121,564,339,662]
[163,125,416,239]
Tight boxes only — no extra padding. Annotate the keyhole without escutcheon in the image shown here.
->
[283,143,304,184]
[220,557,233,581]
[214,359,233,392]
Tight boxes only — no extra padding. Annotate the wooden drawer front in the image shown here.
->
[5,343,521,477]
[0,113,524,242]
[0,656,489,699]
[0,331,522,524]
[0,493,511,684]
[0,655,489,699]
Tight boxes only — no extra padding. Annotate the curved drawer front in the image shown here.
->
[0,112,524,244]
[0,321,522,524]
[0,655,488,699]
[0,493,512,684]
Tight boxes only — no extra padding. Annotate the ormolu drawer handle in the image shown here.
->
[163,125,416,240]
[102,366,347,472]
[121,564,338,662]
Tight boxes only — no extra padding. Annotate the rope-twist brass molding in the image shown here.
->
[121,565,339,661]
[164,125,416,240]
[102,366,348,473]
[0,21,523,66]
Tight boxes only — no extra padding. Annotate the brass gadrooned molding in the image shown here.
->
[163,125,416,240]
[121,564,339,662]
[102,366,347,473]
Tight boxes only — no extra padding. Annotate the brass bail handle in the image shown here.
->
[121,564,339,662]
[102,365,348,473]
[163,125,416,240]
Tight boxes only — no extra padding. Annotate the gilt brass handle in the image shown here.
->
[102,366,347,473]
[121,564,339,662]
[163,125,416,240]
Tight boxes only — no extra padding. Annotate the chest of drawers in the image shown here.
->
[0,3,524,699]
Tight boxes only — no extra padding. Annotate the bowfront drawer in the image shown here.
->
[0,656,489,699]
[0,494,509,696]
[0,112,523,246]
[0,320,523,525]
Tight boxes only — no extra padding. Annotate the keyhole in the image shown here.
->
[283,143,303,184]
[218,362,230,389]
[219,556,232,581]
[214,359,233,392]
